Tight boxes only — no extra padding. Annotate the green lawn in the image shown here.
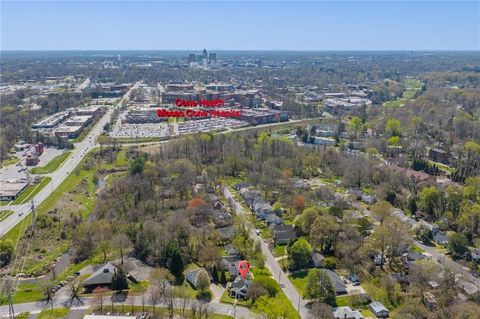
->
[1,157,19,168]
[288,269,314,298]
[11,177,52,205]
[37,308,69,319]
[89,305,232,319]
[383,99,406,109]
[273,245,287,257]
[335,295,351,307]
[220,289,253,307]
[0,282,43,305]
[30,152,72,174]
[0,210,13,222]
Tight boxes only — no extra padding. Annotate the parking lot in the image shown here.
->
[0,147,65,181]
[110,117,247,138]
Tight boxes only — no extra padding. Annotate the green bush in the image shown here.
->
[196,290,212,302]
[323,256,338,270]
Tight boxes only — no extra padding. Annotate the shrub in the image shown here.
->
[323,256,338,270]
[196,290,212,302]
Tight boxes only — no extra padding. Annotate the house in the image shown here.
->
[322,269,347,294]
[423,292,437,310]
[459,280,479,297]
[233,182,250,191]
[265,214,283,226]
[213,210,232,228]
[361,194,376,205]
[229,277,252,300]
[332,306,364,319]
[348,273,360,286]
[224,244,239,256]
[216,226,234,242]
[271,224,296,244]
[219,257,241,279]
[469,248,480,262]
[404,252,426,269]
[433,232,448,245]
[312,252,325,268]
[429,148,448,164]
[369,301,389,318]
[82,262,124,292]
[186,268,210,289]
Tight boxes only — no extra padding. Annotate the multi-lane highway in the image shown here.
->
[0,83,139,237]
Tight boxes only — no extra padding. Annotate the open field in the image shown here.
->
[30,152,72,174]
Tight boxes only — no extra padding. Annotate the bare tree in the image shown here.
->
[92,287,108,313]
[66,280,83,307]
[41,281,55,310]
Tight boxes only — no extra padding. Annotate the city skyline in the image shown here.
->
[1,1,479,51]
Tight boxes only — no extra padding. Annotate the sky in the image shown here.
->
[1,1,479,51]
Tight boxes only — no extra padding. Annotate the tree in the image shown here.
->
[295,207,318,235]
[198,244,220,271]
[357,217,373,237]
[419,186,441,218]
[322,257,337,270]
[306,269,336,306]
[150,268,174,300]
[94,220,112,263]
[247,283,268,303]
[292,195,306,215]
[196,269,210,291]
[310,215,339,254]
[112,267,129,291]
[112,233,131,265]
[408,260,437,301]
[447,232,468,258]
[41,281,55,310]
[0,239,15,266]
[288,238,312,270]
[309,302,334,319]
[385,118,401,137]
[348,116,364,139]
[92,287,108,313]
[67,280,83,307]
[165,242,184,279]
[371,200,393,226]
[130,157,145,175]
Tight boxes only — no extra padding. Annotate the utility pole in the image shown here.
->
[30,200,36,236]
[4,277,15,319]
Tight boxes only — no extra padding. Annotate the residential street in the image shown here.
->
[222,186,309,319]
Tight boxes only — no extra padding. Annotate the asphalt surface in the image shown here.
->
[0,295,252,319]
[222,186,309,319]
[0,83,140,237]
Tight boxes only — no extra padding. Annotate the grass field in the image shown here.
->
[37,308,69,319]
[11,177,52,205]
[0,210,14,222]
[288,269,315,298]
[90,305,233,319]
[1,156,19,168]
[30,152,72,174]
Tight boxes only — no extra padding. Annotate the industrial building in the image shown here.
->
[0,181,29,201]
[76,105,102,116]
[32,111,70,129]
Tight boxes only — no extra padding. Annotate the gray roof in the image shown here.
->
[369,301,388,314]
[333,306,364,319]
[322,269,347,294]
[82,262,116,287]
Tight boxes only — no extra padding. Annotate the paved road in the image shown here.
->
[222,187,308,319]
[0,82,140,237]
[0,295,252,319]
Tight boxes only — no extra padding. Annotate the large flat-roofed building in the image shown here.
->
[76,105,101,116]
[54,125,83,138]
[161,92,196,104]
[32,111,70,129]
[205,83,235,92]
[239,108,288,125]
[0,181,29,201]
[64,115,93,127]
